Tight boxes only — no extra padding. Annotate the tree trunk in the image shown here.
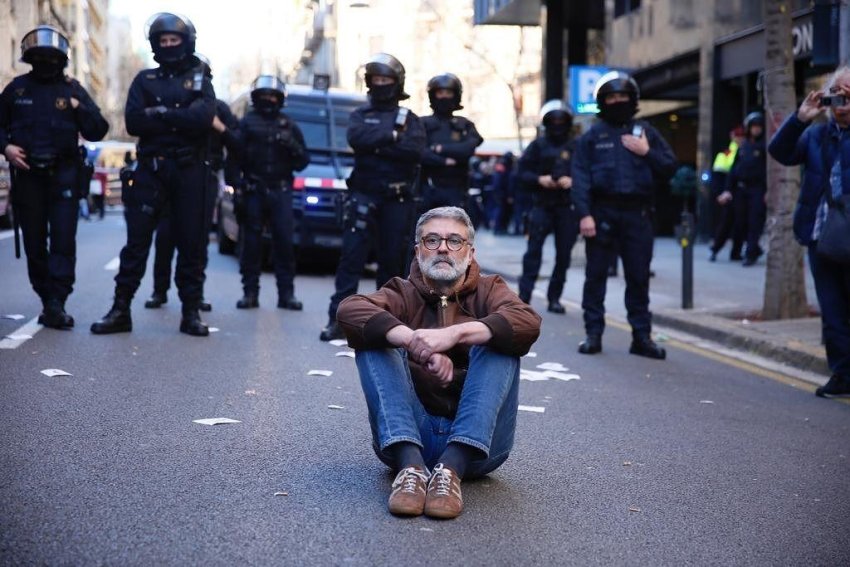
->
[762,0,808,320]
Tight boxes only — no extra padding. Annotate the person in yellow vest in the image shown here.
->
[709,126,745,261]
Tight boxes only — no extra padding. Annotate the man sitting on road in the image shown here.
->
[337,206,541,519]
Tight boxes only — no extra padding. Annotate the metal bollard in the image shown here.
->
[675,211,695,309]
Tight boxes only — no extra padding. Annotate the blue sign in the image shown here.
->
[569,65,609,115]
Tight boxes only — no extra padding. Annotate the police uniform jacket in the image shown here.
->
[0,72,108,160]
[421,114,483,190]
[518,135,574,207]
[235,109,309,188]
[727,136,766,192]
[211,99,239,171]
[768,112,850,245]
[572,119,677,218]
[346,101,425,192]
[337,257,541,418]
[125,56,216,157]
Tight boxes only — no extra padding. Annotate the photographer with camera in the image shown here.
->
[768,66,850,398]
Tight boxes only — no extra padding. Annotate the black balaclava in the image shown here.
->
[432,99,456,117]
[599,98,637,126]
[369,83,398,104]
[254,95,282,117]
[152,35,188,67]
[29,54,65,81]
[545,121,571,142]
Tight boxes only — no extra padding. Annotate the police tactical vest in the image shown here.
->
[6,76,81,158]
[134,65,207,153]
[241,111,297,184]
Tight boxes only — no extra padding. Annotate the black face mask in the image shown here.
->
[153,45,186,65]
[546,124,571,140]
[431,99,456,116]
[255,99,281,116]
[31,60,64,80]
[369,84,398,103]
[600,101,637,125]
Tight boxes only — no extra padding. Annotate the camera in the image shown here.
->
[821,94,847,107]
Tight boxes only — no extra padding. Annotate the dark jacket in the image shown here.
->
[727,136,766,191]
[234,109,309,188]
[421,114,483,190]
[0,73,108,159]
[125,57,216,156]
[346,101,425,192]
[571,119,677,218]
[518,135,574,207]
[337,257,541,417]
[768,112,850,245]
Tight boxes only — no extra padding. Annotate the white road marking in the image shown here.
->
[103,256,120,270]
[0,316,42,349]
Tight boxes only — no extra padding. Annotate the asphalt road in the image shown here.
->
[1,214,848,566]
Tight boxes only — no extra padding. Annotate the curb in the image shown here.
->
[653,310,829,376]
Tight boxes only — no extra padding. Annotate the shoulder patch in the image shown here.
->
[145,73,157,80]
[183,79,193,90]
[55,97,68,110]
[15,88,25,97]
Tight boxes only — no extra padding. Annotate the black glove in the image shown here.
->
[233,188,246,220]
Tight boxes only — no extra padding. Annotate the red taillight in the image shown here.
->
[293,178,306,191]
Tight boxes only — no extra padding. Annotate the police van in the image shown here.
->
[216,81,366,264]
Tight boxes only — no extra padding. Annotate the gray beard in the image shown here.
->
[418,254,469,286]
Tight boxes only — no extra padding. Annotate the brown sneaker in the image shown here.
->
[424,463,463,519]
[388,466,430,516]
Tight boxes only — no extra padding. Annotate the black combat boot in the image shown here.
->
[236,293,259,309]
[144,291,167,309]
[199,298,212,312]
[578,335,602,355]
[39,298,74,330]
[180,305,209,337]
[90,294,132,334]
[319,317,344,342]
[278,296,303,310]
[629,335,666,360]
[547,301,566,314]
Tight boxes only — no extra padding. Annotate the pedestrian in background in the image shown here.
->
[144,55,239,313]
[572,71,677,359]
[729,111,767,266]
[0,25,109,329]
[91,12,216,337]
[320,53,425,341]
[490,151,515,234]
[517,100,579,314]
[337,206,541,519]
[767,66,850,398]
[232,75,308,311]
[709,125,745,261]
[420,73,482,211]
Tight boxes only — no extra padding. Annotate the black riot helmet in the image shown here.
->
[744,111,764,130]
[20,25,70,65]
[145,12,196,64]
[251,75,286,115]
[427,73,463,111]
[364,53,409,101]
[594,70,640,124]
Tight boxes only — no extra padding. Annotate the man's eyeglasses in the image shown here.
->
[420,234,470,251]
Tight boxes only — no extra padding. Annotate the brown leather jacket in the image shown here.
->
[337,258,541,417]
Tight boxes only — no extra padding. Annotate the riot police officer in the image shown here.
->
[91,12,216,337]
[319,53,426,341]
[0,25,109,329]
[144,55,239,311]
[420,73,483,210]
[517,100,579,314]
[572,71,677,359]
[232,75,309,310]
[729,111,767,266]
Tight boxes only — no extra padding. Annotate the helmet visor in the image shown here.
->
[22,28,69,57]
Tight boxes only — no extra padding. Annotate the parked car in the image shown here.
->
[216,83,367,265]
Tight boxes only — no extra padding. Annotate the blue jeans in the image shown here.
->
[355,345,520,479]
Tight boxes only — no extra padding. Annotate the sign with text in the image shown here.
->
[569,65,609,115]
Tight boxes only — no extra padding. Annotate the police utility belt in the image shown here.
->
[27,152,75,175]
[138,147,202,169]
[350,179,413,199]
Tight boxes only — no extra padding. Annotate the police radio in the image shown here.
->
[631,124,644,137]
[394,107,409,130]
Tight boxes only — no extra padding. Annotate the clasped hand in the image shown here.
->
[407,328,458,387]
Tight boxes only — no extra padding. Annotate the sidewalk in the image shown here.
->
[473,229,828,380]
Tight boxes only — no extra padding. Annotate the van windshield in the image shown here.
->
[286,96,361,154]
